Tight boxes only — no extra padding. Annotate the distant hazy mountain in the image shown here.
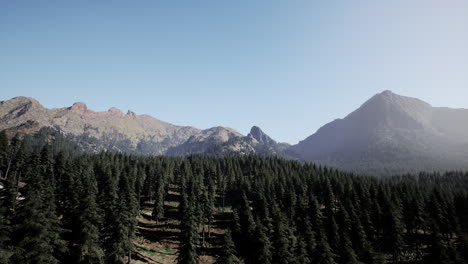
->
[290,90,468,175]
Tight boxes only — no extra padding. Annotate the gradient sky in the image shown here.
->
[1,0,467,144]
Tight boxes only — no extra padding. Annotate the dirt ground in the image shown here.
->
[131,193,232,264]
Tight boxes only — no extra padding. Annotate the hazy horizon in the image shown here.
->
[1,1,467,144]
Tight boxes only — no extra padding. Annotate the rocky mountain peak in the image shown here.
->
[380,89,394,96]
[249,126,264,140]
[365,90,430,109]
[7,96,42,108]
[349,90,433,130]
[126,110,137,118]
[70,102,88,113]
[250,125,262,135]
[248,125,275,145]
[108,107,124,117]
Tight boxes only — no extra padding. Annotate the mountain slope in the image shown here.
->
[243,126,291,156]
[0,96,201,154]
[166,126,248,155]
[0,97,288,157]
[166,125,292,157]
[290,91,468,175]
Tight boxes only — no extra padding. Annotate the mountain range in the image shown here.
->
[1,91,467,175]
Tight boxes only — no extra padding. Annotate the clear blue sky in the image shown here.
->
[1,0,467,144]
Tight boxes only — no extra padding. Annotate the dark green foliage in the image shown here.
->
[10,148,66,264]
[216,229,243,264]
[314,234,337,264]
[253,217,273,264]
[151,173,165,223]
[1,131,468,264]
[271,204,294,264]
[177,185,200,264]
[100,167,127,264]
[0,179,14,263]
[76,164,104,264]
[294,235,311,264]
[0,131,9,177]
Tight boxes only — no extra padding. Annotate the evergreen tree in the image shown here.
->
[0,138,467,263]
[347,203,375,263]
[216,229,243,264]
[378,187,405,263]
[309,196,336,264]
[271,203,294,264]
[0,179,14,263]
[294,235,311,264]
[11,147,66,264]
[99,166,126,264]
[152,174,165,224]
[177,195,200,264]
[253,217,273,264]
[340,232,362,264]
[117,166,138,263]
[314,234,337,264]
[76,163,104,264]
[0,130,10,177]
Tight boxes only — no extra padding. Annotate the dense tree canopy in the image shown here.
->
[1,131,468,263]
